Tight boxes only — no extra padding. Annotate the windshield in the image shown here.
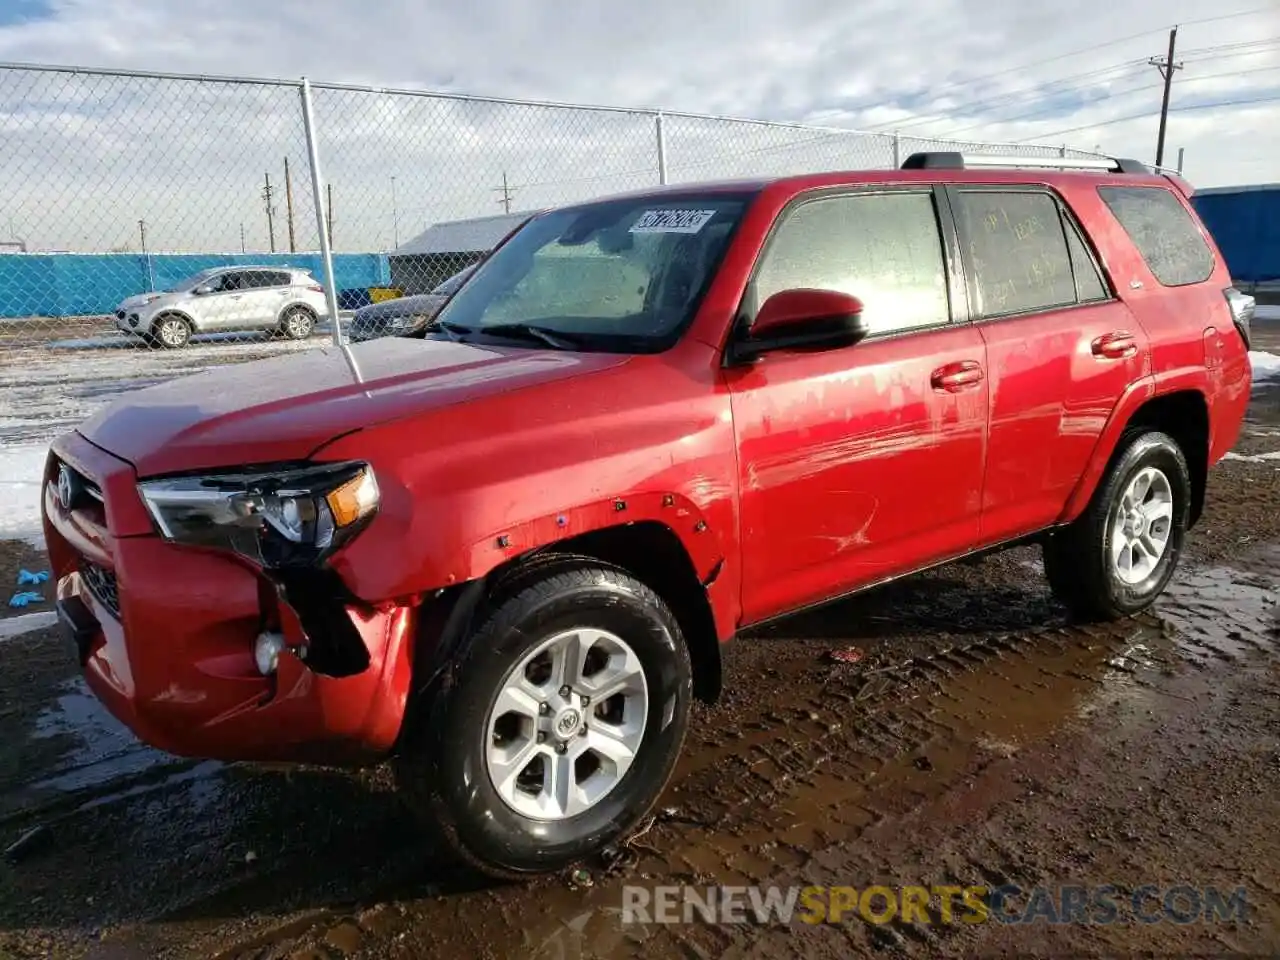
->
[164,269,220,293]
[432,192,752,351]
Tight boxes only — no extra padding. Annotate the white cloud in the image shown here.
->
[0,0,1276,254]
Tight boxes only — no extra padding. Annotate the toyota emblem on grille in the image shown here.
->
[55,464,75,510]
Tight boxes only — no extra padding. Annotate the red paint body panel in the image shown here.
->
[39,164,1252,766]
[977,300,1148,542]
[725,324,987,623]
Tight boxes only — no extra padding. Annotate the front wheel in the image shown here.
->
[279,306,316,340]
[150,314,192,348]
[1044,429,1190,621]
[393,565,693,879]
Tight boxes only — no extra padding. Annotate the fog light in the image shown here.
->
[255,631,286,676]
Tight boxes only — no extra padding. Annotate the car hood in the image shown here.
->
[77,337,631,477]
[351,294,446,323]
[118,291,175,310]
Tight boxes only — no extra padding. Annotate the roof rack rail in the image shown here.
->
[900,152,1151,175]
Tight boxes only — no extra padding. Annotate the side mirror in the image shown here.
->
[732,288,868,362]
[193,284,214,295]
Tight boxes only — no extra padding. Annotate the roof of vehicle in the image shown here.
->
[561,154,1177,209]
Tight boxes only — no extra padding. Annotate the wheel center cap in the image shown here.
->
[554,707,582,739]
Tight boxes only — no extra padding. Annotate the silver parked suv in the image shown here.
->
[113,266,329,348]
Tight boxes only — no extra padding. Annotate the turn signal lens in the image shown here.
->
[325,468,380,528]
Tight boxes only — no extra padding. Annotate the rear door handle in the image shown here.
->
[931,360,984,392]
[1092,331,1138,359]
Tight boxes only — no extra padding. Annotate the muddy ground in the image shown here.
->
[0,332,1278,959]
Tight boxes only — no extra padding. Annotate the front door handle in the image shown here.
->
[1092,331,1138,359]
[931,360,984,392]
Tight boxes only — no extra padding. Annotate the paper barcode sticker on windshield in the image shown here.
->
[629,209,716,234]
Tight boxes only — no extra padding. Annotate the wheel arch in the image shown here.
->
[408,521,723,715]
[148,308,197,334]
[1060,378,1210,529]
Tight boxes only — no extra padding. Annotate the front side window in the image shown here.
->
[953,190,1078,317]
[1098,185,1214,287]
[753,191,950,335]
[213,272,245,292]
[434,193,751,351]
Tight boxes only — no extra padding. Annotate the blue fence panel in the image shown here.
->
[0,252,392,318]
[1192,188,1280,285]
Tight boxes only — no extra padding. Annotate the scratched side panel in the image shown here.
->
[726,326,987,624]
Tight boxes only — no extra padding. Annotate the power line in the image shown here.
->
[1013,92,1280,142]
[860,7,1277,133]
[937,63,1280,138]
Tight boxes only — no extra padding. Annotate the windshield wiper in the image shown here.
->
[425,318,472,342]
[475,323,581,350]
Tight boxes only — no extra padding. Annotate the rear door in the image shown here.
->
[945,184,1148,542]
[726,186,989,623]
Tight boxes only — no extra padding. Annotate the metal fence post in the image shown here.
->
[892,132,901,169]
[299,77,362,380]
[655,111,668,185]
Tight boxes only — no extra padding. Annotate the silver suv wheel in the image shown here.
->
[485,626,648,821]
[1109,465,1174,585]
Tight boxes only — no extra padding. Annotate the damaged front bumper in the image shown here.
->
[42,432,417,765]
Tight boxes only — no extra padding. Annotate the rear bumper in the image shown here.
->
[42,431,418,765]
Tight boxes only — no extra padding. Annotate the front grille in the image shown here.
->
[81,561,120,619]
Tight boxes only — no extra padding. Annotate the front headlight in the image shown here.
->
[137,461,379,567]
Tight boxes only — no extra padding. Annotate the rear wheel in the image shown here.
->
[393,565,692,879]
[150,314,191,349]
[1043,430,1190,621]
[279,306,316,340]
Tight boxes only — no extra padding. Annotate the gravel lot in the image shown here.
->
[0,327,1277,959]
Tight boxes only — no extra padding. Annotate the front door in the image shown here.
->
[725,187,988,624]
[198,270,252,330]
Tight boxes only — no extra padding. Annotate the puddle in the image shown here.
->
[26,677,172,794]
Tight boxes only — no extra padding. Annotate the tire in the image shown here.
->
[393,565,693,879]
[150,313,192,349]
[279,306,316,340]
[1043,429,1190,621]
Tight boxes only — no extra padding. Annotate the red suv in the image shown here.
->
[43,152,1253,879]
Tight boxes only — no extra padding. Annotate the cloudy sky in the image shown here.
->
[0,0,1276,254]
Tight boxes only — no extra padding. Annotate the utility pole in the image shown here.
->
[240,222,246,254]
[494,171,514,214]
[391,175,399,249]
[263,172,276,253]
[326,183,334,248]
[284,157,297,253]
[1149,26,1183,169]
[137,219,147,255]
[1176,147,1185,175]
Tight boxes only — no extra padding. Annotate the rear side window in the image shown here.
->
[754,190,951,336]
[1097,185,1214,287]
[952,190,1078,317]
[1063,218,1109,303]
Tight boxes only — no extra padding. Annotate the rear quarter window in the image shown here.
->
[1097,185,1214,287]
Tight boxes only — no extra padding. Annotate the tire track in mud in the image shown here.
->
[134,553,1278,960]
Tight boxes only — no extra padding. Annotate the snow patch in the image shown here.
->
[0,610,57,641]
[1251,351,1280,382]
[0,442,51,547]
[1223,450,1280,463]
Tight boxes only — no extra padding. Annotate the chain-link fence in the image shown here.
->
[0,62,1102,361]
